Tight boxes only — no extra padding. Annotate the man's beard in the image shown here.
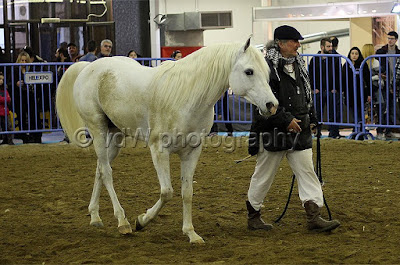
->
[323,49,332,54]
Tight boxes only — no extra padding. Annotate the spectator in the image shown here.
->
[55,47,70,63]
[171,50,183,60]
[23,46,50,133]
[23,46,46,63]
[330,36,339,54]
[0,71,14,145]
[246,25,340,232]
[376,31,400,139]
[127,50,138,59]
[55,47,71,81]
[11,51,30,143]
[80,40,98,62]
[362,44,387,139]
[12,51,42,143]
[98,39,113,58]
[309,38,342,138]
[67,42,82,62]
[59,42,68,51]
[342,46,370,134]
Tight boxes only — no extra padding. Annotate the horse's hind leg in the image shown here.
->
[88,163,104,228]
[88,128,123,229]
[180,147,204,243]
[89,127,132,235]
[136,144,173,230]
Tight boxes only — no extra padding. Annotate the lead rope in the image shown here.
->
[316,124,332,220]
[274,123,332,223]
[274,174,295,223]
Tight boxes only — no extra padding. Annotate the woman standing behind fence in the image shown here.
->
[12,51,42,143]
[342,47,370,134]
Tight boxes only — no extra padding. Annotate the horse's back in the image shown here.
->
[73,57,156,132]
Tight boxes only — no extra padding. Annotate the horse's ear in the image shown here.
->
[244,35,252,52]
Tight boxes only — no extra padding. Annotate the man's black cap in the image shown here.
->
[67,42,77,47]
[274,25,304,40]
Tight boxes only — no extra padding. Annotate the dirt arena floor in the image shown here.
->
[1,137,400,264]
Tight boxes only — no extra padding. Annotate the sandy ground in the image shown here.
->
[1,137,400,264]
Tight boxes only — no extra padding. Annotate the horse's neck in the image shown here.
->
[187,60,232,108]
[152,45,237,112]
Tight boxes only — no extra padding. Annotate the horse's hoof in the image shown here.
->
[135,215,145,231]
[90,221,104,228]
[118,224,133,235]
[190,238,205,244]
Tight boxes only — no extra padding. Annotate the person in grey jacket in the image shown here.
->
[246,25,340,233]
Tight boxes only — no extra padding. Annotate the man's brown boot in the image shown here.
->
[304,201,340,232]
[246,201,273,231]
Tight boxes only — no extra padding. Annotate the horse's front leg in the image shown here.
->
[180,146,204,244]
[136,144,173,230]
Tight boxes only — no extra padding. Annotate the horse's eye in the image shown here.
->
[245,69,254,76]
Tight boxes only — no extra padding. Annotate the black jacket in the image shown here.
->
[249,58,318,154]
[341,61,371,105]
[375,44,400,78]
[308,52,341,94]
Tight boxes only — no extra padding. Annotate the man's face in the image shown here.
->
[101,42,112,56]
[388,36,397,48]
[68,46,78,56]
[279,39,301,58]
[321,42,332,54]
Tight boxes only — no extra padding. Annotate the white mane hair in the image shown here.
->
[150,43,267,110]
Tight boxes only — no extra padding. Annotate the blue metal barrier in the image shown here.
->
[1,55,400,141]
[302,53,360,137]
[359,54,400,140]
[0,62,73,137]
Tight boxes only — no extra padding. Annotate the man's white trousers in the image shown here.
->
[248,148,324,211]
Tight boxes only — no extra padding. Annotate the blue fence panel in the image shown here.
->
[2,55,400,141]
[1,62,74,136]
[359,54,400,139]
[213,90,253,125]
[302,53,360,136]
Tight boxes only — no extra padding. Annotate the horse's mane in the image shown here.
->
[150,43,265,111]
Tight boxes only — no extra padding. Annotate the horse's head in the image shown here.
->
[229,38,278,118]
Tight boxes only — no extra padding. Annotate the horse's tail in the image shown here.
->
[56,62,90,146]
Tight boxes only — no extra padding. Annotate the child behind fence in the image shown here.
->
[0,72,14,145]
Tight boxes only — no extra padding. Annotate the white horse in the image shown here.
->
[56,38,278,243]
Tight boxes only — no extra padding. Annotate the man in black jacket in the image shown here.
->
[246,25,340,233]
[308,38,342,138]
[376,31,400,138]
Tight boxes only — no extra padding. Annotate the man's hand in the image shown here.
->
[287,118,302,133]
